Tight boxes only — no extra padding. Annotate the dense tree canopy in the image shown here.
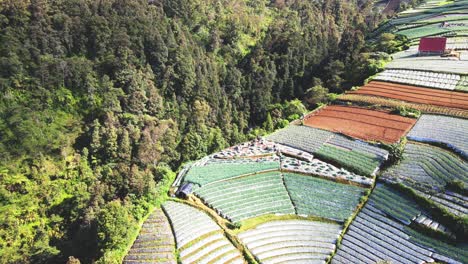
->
[0,0,384,263]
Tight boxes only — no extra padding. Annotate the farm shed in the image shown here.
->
[418,37,447,55]
[176,183,193,199]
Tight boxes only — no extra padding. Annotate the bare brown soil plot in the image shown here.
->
[350,81,468,110]
[337,94,468,118]
[303,105,416,143]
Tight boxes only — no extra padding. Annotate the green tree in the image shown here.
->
[96,200,135,258]
[263,112,274,132]
[304,85,329,107]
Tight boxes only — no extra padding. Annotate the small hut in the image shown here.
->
[418,37,447,55]
[176,183,193,199]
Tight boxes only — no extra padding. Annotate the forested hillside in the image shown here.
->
[0,0,384,263]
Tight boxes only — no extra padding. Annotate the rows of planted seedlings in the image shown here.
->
[407,114,468,158]
[284,173,365,221]
[239,220,341,264]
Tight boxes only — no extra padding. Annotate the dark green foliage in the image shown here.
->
[304,85,329,108]
[446,180,468,196]
[391,105,421,118]
[375,33,409,54]
[383,137,407,165]
[0,0,380,263]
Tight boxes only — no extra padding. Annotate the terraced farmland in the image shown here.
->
[397,20,468,39]
[213,139,276,159]
[183,161,279,186]
[337,94,468,118]
[351,81,468,109]
[266,125,334,153]
[213,139,314,162]
[284,173,365,221]
[332,204,435,264]
[303,105,416,143]
[162,201,244,264]
[407,114,468,157]
[327,135,389,159]
[123,208,176,264]
[281,157,373,186]
[374,69,461,90]
[333,182,468,264]
[239,220,341,264]
[368,184,423,225]
[266,124,388,177]
[389,0,468,26]
[331,203,468,264]
[382,143,468,190]
[419,14,468,24]
[315,144,382,176]
[194,172,295,223]
[129,2,468,263]
[385,46,468,74]
[417,190,468,217]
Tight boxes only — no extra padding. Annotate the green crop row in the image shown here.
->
[284,173,365,221]
[370,184,422,224]
[183,161,279,186]
[315,144,380,176]
[405,227,468,263]
[383,143,467,190]
[396,21,468,39]
[195,173,294,222]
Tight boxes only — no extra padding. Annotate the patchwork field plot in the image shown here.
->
[397,20,468,39]
[204,154,279,166]
[315,144,382,176]
[369,184,423,225]
[331,204,435,264]
[351,81,468,110]
[281,157,373,186]
[333,182,468,264]
[374,69,461,90]
[183,161,279,186]
[389,0,468,25]
[194,172,295,223]
[417,190,468,217]
[303,105,416,143]
[239,220,341,264]
[266,125,334,153]
[213,139,314,162]
[368,184,452,235]
[331,202,468,264]
[162,201,244,264]
[284,173,365,221]
[407,114,468,157]
[327,135,389,159]
[123,208,176,264]
[213,139,276,159]
[337,94,468,118]
[266,125,388,176]
[386,46,468,74]
[382,143,468,190]
[419,14,468,24]
[404,225,468,264]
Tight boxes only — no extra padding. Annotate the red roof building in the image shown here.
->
[418,37,447,55]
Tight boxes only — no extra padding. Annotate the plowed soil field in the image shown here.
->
[303,105,416,143]
[350,81,468,110]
